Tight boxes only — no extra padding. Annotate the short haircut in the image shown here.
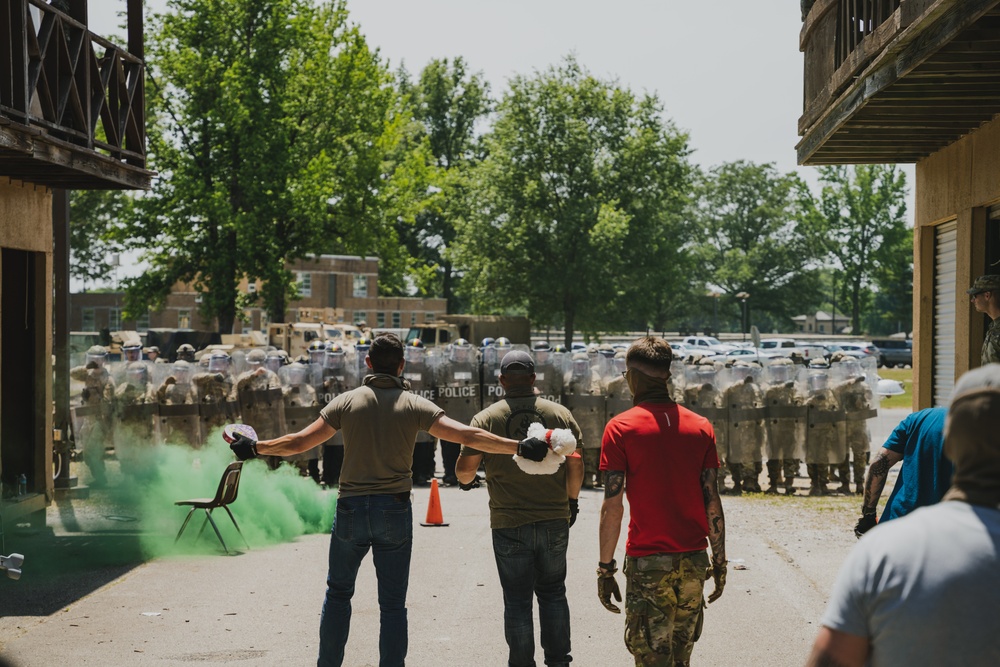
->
[626,337,673,372]
[369,333,404,374]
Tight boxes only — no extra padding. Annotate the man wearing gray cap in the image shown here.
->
[968,274,1000,365]
[457,349,584,667]
[807,364,1000,667]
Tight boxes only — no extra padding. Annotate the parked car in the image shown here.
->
[682,336,737,354]
[823,343,866,361]
[835,342,879,364]
[871,338,912,368]
[716,348,783,365]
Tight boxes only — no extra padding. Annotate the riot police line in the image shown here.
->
[69,338,879,495]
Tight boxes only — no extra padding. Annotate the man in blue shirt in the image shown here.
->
[853,407,953,536]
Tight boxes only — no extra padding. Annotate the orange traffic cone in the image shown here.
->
[420,478,449,527]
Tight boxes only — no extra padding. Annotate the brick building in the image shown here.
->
[71,255,448,333]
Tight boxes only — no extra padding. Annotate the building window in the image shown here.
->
[135,310,150,332]
[410,312,417,326]
[108,308,121,330]
[353,311,366,325]
[353,275,368,298]
[81,308,95,331]
[392,312,401,328]
[178,309,191,329]
[425,312,435,323]
[376,312,386,327]
[296,272,312,297]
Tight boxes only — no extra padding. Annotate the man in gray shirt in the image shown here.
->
[229,334,550,667]
[807,364,1000,667]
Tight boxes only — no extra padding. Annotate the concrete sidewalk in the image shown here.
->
[0,473,868,667]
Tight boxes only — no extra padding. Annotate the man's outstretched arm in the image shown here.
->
[861,448,903,516]
[257,417,335,456]
[806,627,869,667]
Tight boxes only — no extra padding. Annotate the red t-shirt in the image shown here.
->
[600,401,719,557]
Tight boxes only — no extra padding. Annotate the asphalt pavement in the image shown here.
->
[0,409,911,666]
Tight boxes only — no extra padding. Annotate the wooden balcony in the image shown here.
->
[0,0,151,189]
[798,0,1000,165]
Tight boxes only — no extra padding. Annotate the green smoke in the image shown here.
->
[104,425,335,557]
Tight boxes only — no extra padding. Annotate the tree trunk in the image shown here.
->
[851,278,862,335]
[442,260,457,314]
[563,306,575,349]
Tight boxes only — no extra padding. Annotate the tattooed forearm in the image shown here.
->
[862,450,899,514]
[604,471,625,499]
[702,468,726,566]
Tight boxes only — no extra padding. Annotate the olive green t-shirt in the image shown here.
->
[320,374,443,498]
[462,386,583,529]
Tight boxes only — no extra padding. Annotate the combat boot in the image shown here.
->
[743,468,762,493]
[765,461,782,494]
[724,463,744,495]
[807,464,826,496]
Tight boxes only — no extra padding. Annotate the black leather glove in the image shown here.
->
[459,476,482,491]
[854,513,877,538]
[707,564,726,603]
[597,562,622,613]
[229,434,258,460]
[516,436,549,462]
[568,498,579,527]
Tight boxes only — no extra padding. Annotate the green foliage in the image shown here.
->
[691,161,824,332]
[804,165,910,335]
[393,58,491,309]
[117,0,404,330]
[451,57,693,344]
[68,190,132,286]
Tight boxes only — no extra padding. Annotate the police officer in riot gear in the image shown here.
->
[564,351,607,489]
[176,343,196,363]
[805,360,847,496]
[532,341,565,403]
[764,358,806,495]
[435,338,479,486]
[193,351,237,443]
[725,361,767,493]
[404,339,437,486]
[71,345,116,486]
[157,359,201,446]
[281,361,321,482]
[321,342,352,486]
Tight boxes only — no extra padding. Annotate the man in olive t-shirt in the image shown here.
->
[457,350,584,667]
[230,335,551,667]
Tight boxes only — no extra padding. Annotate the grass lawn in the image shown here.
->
[879,367,913,409]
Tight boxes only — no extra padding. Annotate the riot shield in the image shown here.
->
[235,368,286,441]
[764,362,807,462]
[533,346,568,404]
[604,355,631,422]
[724,364,767,470]
[684,362,729,466]
[564,357,607,453]
[804,368,847,465]
[280,364,321,461]
[434,354,481,425]
[155,362,201,446]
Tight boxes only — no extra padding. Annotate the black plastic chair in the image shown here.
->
[174,461,249,554]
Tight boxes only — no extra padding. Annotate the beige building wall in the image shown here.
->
[0,178,54,503]
[914,115,1000,408]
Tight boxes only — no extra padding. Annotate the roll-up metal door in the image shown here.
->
[933,221,957,406]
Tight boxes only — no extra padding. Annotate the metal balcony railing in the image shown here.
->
[835,0,903,68]
[0,0,145,168]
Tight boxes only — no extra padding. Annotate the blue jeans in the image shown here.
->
[492,519,573,667]
[318,493,412,667]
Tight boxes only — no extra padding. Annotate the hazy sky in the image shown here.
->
[86,0,915,285]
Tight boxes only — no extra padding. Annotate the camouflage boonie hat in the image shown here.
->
[967,274,1000,295]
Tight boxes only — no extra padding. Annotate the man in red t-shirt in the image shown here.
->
[597,337,726,667]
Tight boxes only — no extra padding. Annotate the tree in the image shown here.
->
[69,190,131,288]
[805,165,909,334]
[451,58,693,345]
[691,161,824,333]
[117,0,403,332]
[394,58,491,310]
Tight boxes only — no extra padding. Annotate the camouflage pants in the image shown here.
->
[583,448,602,488]
[624,550,710,667]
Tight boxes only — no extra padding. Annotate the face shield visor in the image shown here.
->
[208,354,230,373]
[287,364,308,386]
[265,355,283,373]
[123,345,142,362]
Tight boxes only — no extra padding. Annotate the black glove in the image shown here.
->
[707,564,726,603]
[597,562,622,613]
[516,436,549,462]
[459,476,482,491]
[568,498,579,527]
[229,434,258,461]
[854,513,877,538]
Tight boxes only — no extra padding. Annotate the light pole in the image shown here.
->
[736,292,750,341]
[709,292,720,335]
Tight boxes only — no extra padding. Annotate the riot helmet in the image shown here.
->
[325,343,346,370]
[308,340,326,366]
[208,351,231,373]
[145,346,161,361]
[598,343,615,359]
[613,349,627,374]
[287,362,309,386]
[85,345,108,368]
[480,337,496,350]
[246,348,267,368]
[173,359,192,383]
[571,352,590,378]
[123,343,142,363]
[730,361,755,383]
[450,338,472,363]
[176,343,196,362]
[404,338,425,363]
[768,358,793,384]
[126,361,149,387]
[265,350,284,373]
[532,341,551,364]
